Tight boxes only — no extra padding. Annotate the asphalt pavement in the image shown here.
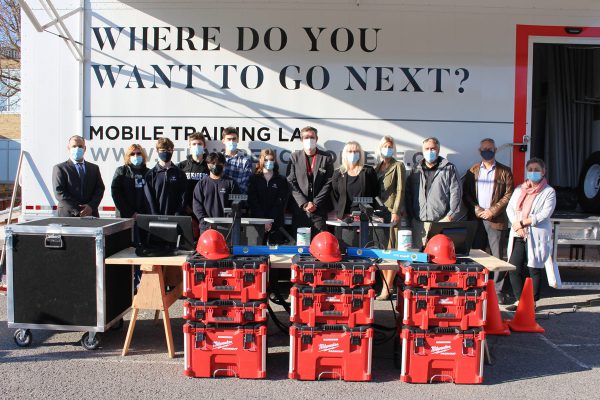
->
[1,275,599,400]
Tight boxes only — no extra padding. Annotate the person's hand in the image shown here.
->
[390,214,401,226]
[305,202,317,213]
[440,215,453,222]
[79,204,93,217]
[516,227,527,238]
[265,223,272,232]
[480,209,493,220]
[132,212,138,220]
[511,221,522,232]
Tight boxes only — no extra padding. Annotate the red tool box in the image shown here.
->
[399,326,485,384]
[183,299,268,324]
[291,254,377,288]
[289,285,375,327]
[184,322,267,379]
[397,287,487,330]
[399,259,488,290]
[183,256,269,302]
[289,324,373,381]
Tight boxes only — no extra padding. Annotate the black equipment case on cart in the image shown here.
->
[4,217,133,349]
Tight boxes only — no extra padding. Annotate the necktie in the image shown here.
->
[76,163,86,198]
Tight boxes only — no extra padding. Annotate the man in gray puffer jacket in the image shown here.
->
[406,137,462,248]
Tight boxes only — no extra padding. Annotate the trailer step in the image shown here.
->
[559,282,600,290]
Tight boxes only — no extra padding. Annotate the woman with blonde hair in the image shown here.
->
[111,143,149,218]
[330,141,378,246]
[375,135,406,300]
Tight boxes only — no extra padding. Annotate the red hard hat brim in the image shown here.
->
[314,253,342,263]
[431,256,456,265]
[204,251,231,260]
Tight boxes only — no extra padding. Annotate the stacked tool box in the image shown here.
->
[396,259,489,384]
[182,255,269,379]
[288,254,377,381]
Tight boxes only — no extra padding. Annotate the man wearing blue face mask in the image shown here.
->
[463,138,514,303]
[144,137,187,216]
[406,137,461,248]
[221,126,252,194]
[52,135,105,217]
[178,133,209,239]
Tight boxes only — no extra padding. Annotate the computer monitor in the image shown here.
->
[134,214,195,256]
[426,220,478,256]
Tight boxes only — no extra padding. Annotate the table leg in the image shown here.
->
[163,306,175,358]
[154,310,160,324]
[122,308,139,356]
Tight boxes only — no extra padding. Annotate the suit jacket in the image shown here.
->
[52,159,105,217]
[286,149,334,216]
[330,165,379,219]
[462,161,514,230]
[375,159,406,216]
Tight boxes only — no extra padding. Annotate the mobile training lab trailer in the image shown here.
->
[17,2,600,282]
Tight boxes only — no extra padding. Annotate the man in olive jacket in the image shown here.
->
[463,138,514,301]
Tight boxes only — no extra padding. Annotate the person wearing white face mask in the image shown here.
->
[330,141,379,248]
[221,126,252,194]
[505,158,556,310]
[248,149,289,244]
[374,135,407,300]
[52,135,105,217]
[286,126,334,236]
[178,133,209,239]
[406,137,461,249]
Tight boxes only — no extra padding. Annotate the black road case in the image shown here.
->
[5,217,133,349]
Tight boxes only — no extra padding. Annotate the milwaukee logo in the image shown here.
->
[213,340,237,351]
[318,343,342,353]
[218,272,233,277]
[430,345,455,355]
[325,297,342,302]
[438,298,453,305]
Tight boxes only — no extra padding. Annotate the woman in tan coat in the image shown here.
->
[375,135,406,300]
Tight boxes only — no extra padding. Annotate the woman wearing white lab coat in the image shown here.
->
[505,158,556,310]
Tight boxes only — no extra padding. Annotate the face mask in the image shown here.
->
[303,138,316,152]
[346,152,360,165]
[481,150,495,161]
[158,151,172,163]
[225,142,238,152]
[527,171,543,183]
[130,155,143,167]
[70,147,84,162]
[381,147,394,158]
[211,164,224,176]
[191,145,204,157]
[264,160,275,171]
[424,150,438,163]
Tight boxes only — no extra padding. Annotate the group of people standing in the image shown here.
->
[51,127,556,308]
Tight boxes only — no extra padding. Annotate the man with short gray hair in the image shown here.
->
[406,137,461,248]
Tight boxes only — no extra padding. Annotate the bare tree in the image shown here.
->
[0,0,20,105]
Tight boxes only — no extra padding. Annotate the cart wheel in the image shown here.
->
[81,332,101,350]
[14,329,32,347]
[393,333,401,369]
[110,318,124,331]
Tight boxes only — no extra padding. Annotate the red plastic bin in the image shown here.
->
[397,287,487,330]
[399,326,485,384]
[183,299,268,324]
[289,324,373,381]
[291,254,376,288]
[183,256,268,302]
[184,322,267,379]
[400,259,488,290]
[289,285,375,327]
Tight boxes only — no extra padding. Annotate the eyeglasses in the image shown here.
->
[130,152,142,156]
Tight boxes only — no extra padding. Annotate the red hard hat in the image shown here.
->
[309,231,342,262]
[196,229,230,260]
[424,234,456,264]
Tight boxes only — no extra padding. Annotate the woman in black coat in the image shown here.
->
[111,143,149,218]
[247,149,289,244]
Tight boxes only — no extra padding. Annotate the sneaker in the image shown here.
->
[505,301,519,312]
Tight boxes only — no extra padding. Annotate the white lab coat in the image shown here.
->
[506,185,556,269]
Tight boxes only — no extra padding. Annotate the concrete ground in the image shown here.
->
[1,272,599,400]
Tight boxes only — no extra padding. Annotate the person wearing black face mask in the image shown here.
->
[144,137,187,216]
[192,152,240,234]
[463,138,514,304]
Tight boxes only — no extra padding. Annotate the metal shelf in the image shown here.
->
[557,259,600,268]
[560,282,600,290]
[556,239,600,245]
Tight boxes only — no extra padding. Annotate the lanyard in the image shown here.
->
[305,154,317,175]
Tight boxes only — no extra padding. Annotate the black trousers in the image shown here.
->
[292,210,327,238]
[508,237,543,301]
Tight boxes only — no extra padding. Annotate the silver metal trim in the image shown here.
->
[8,322,102,332]
[6,218,133,236]
[96,231,105,328]
[6,227,15,323]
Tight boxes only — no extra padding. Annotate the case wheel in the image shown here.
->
[14,329,32,347]
[81,332,101,350]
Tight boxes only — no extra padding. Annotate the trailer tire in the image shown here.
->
[578,152,600,213]
[14,329,32,347]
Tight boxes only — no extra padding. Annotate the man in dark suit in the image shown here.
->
[52,135,105,217]
[286,126,334,235]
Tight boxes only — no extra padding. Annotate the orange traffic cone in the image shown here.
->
[508,277,544,333]
[484,280,510,335]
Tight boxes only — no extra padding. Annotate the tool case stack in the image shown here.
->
[182,255,269,379]
[288,254,377,381]
[396,259,489,384]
